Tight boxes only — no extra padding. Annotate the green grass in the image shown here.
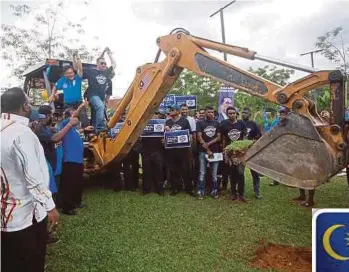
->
[46,175,349,272]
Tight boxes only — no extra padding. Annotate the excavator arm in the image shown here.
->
[88,29,347,189]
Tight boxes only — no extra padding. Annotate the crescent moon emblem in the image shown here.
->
[322,224,349,261]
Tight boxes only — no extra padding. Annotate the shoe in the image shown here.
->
[142,191,151,195]
[255,194,263,200]
[239,196,248,203]
[62,209,77,216]
[197,194,204,200]
[231,194,238,201]
[269,181,279,186]
[169,191,178,196]
[76,203,86,209]
[47,234,61,244]
[300,201,315,208]
[292,196,306,202]
[212,194,219,199]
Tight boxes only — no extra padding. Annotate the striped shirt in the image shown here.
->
[1,113,55,232]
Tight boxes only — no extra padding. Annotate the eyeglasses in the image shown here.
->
[99,62,107,65]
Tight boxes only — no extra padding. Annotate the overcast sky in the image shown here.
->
[1,0,349,97]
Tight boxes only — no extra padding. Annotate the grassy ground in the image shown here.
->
[46,175,349,272]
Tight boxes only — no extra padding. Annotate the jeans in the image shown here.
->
[89,95,106,133]
[230,164,245,196]
[250,169,261,196]
[198,152,219,196]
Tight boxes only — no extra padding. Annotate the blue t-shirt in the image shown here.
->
[59,118,84,164]
[83,67,113,101]
[46,159,57,194]
[55,74,82,104]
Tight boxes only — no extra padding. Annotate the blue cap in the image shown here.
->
[157,108,166,115]
[29,110,39,122]
[170,104,180,111]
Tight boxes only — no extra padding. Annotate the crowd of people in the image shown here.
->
[112,103,291,202]
[0,48,115,272]
[2,48,347,272]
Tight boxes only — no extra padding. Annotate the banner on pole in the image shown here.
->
[217,86,235,122]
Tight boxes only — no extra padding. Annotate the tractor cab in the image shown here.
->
[22,59,96,114]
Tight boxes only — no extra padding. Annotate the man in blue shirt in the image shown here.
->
[59,102,93,215]
[81,47,115,133]
[263,106,288,186]
[49,60,89,128]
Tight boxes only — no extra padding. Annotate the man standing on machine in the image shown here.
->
[81,47,115,133]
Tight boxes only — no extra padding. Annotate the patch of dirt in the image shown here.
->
[250,241,312,272]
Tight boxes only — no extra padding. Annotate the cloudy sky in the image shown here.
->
[1,0,349,97]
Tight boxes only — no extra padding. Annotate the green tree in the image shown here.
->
[315,26,348,76]
[1,1,100,79]
[170,69,221,109]
[315,26,349,110]
[234,65,295,124]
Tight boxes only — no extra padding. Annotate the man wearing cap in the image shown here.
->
[165,104,194,196]
[36,106,79,176]
[180,103,198,189]
[141,111,165,195]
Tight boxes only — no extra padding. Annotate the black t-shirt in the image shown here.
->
[197,119,220,153]
[220,119,247,145]
[83,67,113,100]
[243,120,261,140]
[36,126,57,171]
[165,117,192,133]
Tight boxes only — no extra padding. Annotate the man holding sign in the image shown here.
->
[141,113,165,195]
[165,104,193,196]
[196,106,221,199]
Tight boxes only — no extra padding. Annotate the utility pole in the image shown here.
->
[209,1,236,61]
[300,49,324,105]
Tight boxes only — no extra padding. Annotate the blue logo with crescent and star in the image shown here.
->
[314,209,349,271]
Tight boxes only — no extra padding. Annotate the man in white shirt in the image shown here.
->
[1,87,59,272]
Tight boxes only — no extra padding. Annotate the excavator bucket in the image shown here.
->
[245,112,342,190]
